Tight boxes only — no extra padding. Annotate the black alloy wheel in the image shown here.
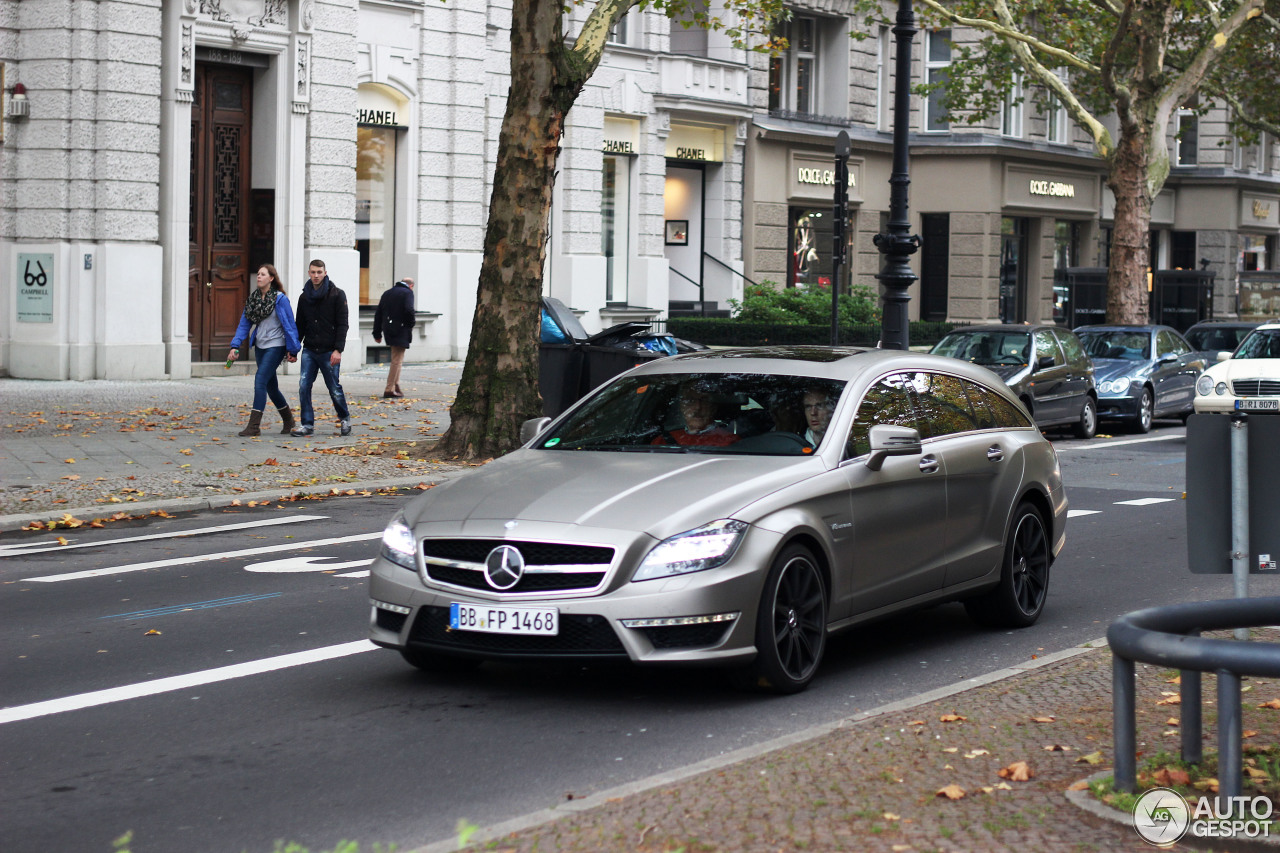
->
[749,544,828,694]
[1131,388,1154,434]
[965,501,1051,629]
[1074,395,1098,439]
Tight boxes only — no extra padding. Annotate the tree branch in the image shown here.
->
[1161,0,1265,120]
[1205,85,1280,138]
[914,0,1101,75]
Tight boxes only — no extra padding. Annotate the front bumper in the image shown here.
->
[368,521,786,666]
[1096,392,1141,420]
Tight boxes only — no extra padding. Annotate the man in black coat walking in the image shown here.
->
[292,259,352,437]
[373,277,415,398]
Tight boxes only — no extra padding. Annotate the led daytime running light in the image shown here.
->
[621,612,739,628]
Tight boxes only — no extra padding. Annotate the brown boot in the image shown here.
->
[276,405,295,435]
[238,409,263,437]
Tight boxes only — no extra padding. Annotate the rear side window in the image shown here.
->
[1055,329,1088,366]
[966,380,1034,429]
[847,373,923,458]
[911,372,984,438]
[1034,331,1063,366]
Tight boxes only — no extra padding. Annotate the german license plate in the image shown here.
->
[449,602,559,635]
[1236,399,1280,411]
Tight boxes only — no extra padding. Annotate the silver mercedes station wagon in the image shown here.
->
[370,346,1067,693]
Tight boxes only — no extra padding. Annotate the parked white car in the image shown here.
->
[1194,323,1280,414]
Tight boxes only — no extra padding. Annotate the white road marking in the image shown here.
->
[0,640,377,725]
[1054,434,1183,452]
[1115,497,1177,506]
[244,556,375,573]
[336,570,371,578]
[23,532,382,583]
[0,515,328,558]
[1067,510,1101,518]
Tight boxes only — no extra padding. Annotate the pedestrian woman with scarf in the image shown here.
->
[227,263,301,436]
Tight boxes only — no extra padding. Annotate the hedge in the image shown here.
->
[667,318,965,348]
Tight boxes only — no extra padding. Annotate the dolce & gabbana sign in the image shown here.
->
[1004,165,1097,213]
[788,152,863,203]
[1029,179,1076,198]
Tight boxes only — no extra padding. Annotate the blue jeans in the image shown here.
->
[252,346,289,412]
[298,348,350,426]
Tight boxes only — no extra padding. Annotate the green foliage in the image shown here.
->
[667,317,963,348]
[728,281,880,326]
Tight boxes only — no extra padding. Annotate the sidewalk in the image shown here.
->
[0,361,470,528]
[4,367,1275,853]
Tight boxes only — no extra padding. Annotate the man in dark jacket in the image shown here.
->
[292,259,352,437]
[372,277,415,398]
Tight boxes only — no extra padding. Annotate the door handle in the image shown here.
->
[206,281,212,288]
[919,454,939,474]
[987,445,1004,462]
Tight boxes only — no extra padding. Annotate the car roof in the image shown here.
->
[627,345,1008,384]
[1074,324,1169,333]
[940,323,1057,334]
[1187,320,1266,328]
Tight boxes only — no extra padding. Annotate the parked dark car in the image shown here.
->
[1183,320,1270,357]
[930,324,1098,438]
[1073,324,1208,433]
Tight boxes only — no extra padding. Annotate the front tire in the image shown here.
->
[748,544,828,694]
[1130,388,1153,434]
[1073,395,1098,439]
[965,501,1051,629]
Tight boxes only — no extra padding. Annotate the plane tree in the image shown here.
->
[854,0,1280,324]
[436,0,782,459]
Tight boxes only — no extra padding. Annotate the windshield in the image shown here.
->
[932,331,1030,366]
[538,372,847,456]
[1235,329,1280,359]
[1186,326,1251,353]
[1078,331,1150,361]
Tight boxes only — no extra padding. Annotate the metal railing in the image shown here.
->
[1108,596,1280,809]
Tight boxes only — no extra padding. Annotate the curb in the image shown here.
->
[408,636,1111,853]
[0,472,460,531]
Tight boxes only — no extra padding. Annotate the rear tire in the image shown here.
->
[747,544,827,694]
[1073,396,1098,439]
[399,646,483,673]
[965,501,1051,629]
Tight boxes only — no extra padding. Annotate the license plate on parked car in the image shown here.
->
[1236,399,1280,412]
[449,602,559,635]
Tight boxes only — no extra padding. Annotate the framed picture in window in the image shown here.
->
[665,220,688,246]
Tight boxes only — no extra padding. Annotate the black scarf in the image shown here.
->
[303,277,332,302]
[244,288,277,324]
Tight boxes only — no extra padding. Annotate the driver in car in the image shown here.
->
[801,387,837,448]
[655,381,740,447]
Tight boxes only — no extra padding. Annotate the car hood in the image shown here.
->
[1202,358,1280,383]
[402,449,821,537]
[1092,358,1148,383]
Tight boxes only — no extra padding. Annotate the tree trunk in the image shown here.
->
[1105,122,1155,325]
[436,0,585,459]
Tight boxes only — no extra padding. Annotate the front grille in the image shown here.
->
[1231,379,1280,396]
[421,539,613,565]
[427,564,606,592]
[408,606,626,656]
[420,538,615,594]
[637,622,733,650]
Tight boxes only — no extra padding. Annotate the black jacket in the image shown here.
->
[295,277,349,353]
[373,281,415,349]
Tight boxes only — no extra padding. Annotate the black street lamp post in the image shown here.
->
[873,0,921,351]
[831,131,850,346]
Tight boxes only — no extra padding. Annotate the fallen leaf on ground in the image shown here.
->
[144,629,162,636]
[1043,744,1072,751]
[942,747,959,753]
[994,781,1013,790]
[1076,751,1104,765]
[1193,778,1220,793]
[61,474,80,481]
[1244,730,1259,738]
[1067,780,1090,791]
[1156,695,1182,706]
[1031,715,1055,723]
[935,784,966,800]
[1154,768,1191,786]
[1258,699,1280,709]
[998,761,1033,781]
[882,812,900,821]
[64,458,75,463]
[1246,767,1270,780]
[939,714,967,723]
[1166,717,1180,726]
[907,720,925,726]
[55,537,70,546]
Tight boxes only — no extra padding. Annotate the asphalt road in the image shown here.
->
[2,419,1275,853]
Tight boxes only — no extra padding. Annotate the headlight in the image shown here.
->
[633,519,748,582]
[1216,382,1228,396]
[1196,375,1214,396]
[1101,377,1131,395]
[380,511,417,569]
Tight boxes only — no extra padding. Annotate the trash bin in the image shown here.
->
[538,343,583,418]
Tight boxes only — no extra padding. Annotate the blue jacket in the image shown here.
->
[229,291,302,353]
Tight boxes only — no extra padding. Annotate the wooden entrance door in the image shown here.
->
[189,63,253,362]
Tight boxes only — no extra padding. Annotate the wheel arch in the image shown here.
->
[1016,487,1055,564]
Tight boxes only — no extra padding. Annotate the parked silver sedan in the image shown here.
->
[370,347,1068,693]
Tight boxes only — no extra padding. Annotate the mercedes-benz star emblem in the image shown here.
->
[484,545,525,590]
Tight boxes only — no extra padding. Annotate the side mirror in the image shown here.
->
[1036,355,1055,371]
[865,425,922,471]
[1216,351,1232,362]
[1157,353,1179,365]
[520,416,552,445]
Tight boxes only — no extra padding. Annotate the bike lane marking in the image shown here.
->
[0,640,377,725]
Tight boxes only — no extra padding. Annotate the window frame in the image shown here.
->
[923,29,951,133]
[1001,72,1024,138]
[1176,108,1199,167]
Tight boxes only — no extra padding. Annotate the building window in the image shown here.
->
[608,9,639,47]
[1001,72,1023,138]
[356,124,397,306]
[602,155,631,303]
[1176,108,1199,166]
[769,16,816,115]
[1241,235,1271,272]
[924,29,951,132]
[1054,220,1081,269]
[876,26,891,131]
[669,0,708,57]
[1170,231,1197,270]
[788,207,849,290]
[1046,72,1068,143]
